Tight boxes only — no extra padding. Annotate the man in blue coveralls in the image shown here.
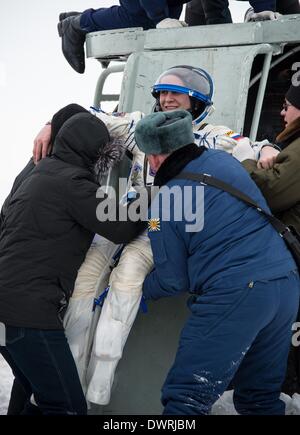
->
[58,1,189,74]
[134,109,300,415]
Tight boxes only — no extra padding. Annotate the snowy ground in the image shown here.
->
[1,353,300,415]
[211,390,300,415]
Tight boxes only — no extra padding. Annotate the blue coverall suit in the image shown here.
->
[80,1,187,32]
[185,1,277,25]
[239,0,276,11]
[143,149,300,415]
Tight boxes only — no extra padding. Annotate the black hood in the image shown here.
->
[52,113,110,170]
[50,103,90,145]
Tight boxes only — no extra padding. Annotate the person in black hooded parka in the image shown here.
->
[0,105,145,415]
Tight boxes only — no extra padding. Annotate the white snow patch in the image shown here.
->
[280,392,300,415]
[194,375,209,383]
[211,390,300,415]
[211,390,238,415]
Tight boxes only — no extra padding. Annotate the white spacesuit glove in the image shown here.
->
[156,18,188,28]
[232,138,274,162]
[244,7,282,22]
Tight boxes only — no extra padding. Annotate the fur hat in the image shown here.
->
[134,110,194,155]
[286,84,300,110]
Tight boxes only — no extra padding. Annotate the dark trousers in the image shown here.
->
[281,304,300,396]
[282,346,300,395]
[185,0,232,25]
[276,0,300,14]
[0,327,87,415]
[240,0,300,13]
[7,378,32,415]
[1,346,34,414]
[162,271,300,415]
[80,1,183,33]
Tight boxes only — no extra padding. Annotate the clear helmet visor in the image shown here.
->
[152,65,213,105]
[152,65,214,124]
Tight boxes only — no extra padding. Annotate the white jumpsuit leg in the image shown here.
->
[86,231,153,405]
[64,237,118,392]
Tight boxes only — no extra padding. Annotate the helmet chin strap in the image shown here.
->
[193,104,215,125]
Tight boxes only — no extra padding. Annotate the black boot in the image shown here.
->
[59,11,81,22]
[57,15,87,74]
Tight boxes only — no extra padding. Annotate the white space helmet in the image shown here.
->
[151,65,214,124]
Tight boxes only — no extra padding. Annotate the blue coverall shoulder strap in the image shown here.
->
[174,170,300,271]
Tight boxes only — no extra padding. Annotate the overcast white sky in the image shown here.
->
[0,1,250,205]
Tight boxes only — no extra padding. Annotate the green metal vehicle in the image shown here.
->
[85,15,300,415]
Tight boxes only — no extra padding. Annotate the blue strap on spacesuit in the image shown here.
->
[93,286,110,311]
[111,245,126,268]
[248,0,276,12]
[140,295,148,314]
[92,285,148,313]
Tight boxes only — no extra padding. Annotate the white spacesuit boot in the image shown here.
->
[86,232,153,405]
[64,236,118,392]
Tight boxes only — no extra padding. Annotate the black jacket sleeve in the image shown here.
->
[67,177,147,245]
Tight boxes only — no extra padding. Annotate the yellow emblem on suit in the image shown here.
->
[148,218,161,232]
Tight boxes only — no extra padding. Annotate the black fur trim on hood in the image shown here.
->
[52,105,124,178]
[52,113,110,172]
[154,143,206,187]
[94,138,125,179]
